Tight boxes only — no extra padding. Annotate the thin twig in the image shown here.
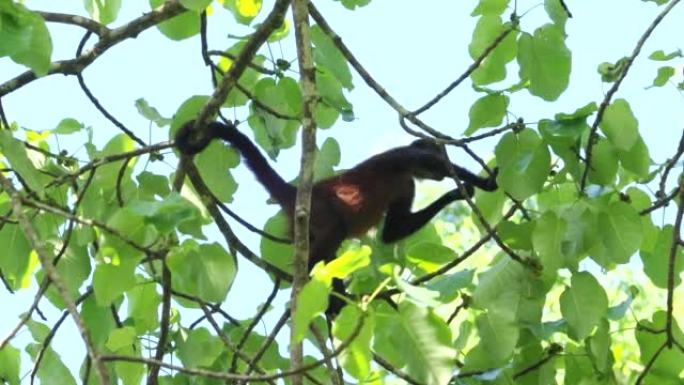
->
[580,0,681,191]
[0,1,187,97]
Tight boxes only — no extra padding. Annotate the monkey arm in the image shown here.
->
[381,186,473,243]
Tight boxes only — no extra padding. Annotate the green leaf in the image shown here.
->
[587,319,613,373]
[472,257,525,308]
[497,220,533,250]
[151,0,199,40]
[128,193,202,234]
[468,16,518,85]
[617,135,651,178]
[292,277,329,343]
[313,138,341,180]
[106,326,136,351]
[10,11,52,76]
[532,211,566,273]
[167,241,236,302]
[598,201,642,265]
[0,224,35,290]
[137,171,171,198]
[261,212,294,274]
[83,0,121,24]
[465,93,509,135]
[0,2,33,57]
[333,307,373,379]
[43,244,91,309]
[635,311,684,383]
[25,344,77,385]
[607,287,636,320]
[0,130,47,196]
[599,98,639,151]
[649,65,675,88]
[544,0,570,29]
[0,344,20,385]
[472,0,510,16]
[425,270,475,303]
[397,302,456,385]
[559,272,608,340]
[53,118,84,134]
[495,129,551,200]
[406,242,456,273]
[93,258,138,305]
[587,138,618,185]
[316,68,353,115]
[81,297,117,349]
[517,24,571,101]
[465,292,520,369]
[127,278,161,333]
[223,0,262,25]
[178,328,224,368]
[311,25,353,89]
[649,49,682,61]
[195,140,240,202]
[220,41,266,107]
[249,77,302,157]
[134,98,171,127]
[319,245,371,280]
[106,327,144,385]
[641,225,684,288]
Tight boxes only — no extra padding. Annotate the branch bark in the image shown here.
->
[290,0,318,384]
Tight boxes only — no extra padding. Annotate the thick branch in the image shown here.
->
[290,1,318,383]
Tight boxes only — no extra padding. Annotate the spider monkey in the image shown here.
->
[176,121,497,313]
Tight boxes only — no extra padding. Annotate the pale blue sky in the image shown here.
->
[1,0,683,380]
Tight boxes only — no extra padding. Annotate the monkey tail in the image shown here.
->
[209,122,297,208]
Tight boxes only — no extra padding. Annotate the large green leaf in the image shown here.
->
[167,241,236,303]
[0,344,20,385]
[587,138,618,185]
[495,129,551,200]
[532,211,566,274]
[311,25,353,90]
[597,201,642,265]
[292,277,329,343]
[25,344,77,385]
[0,224,35,290]
[465,93,509,135]
[150,0,199,40]
[559,272,608,340]
[599,99,639,151]
[177,328,224,368]
[127,277,161,333]
[0,130,48,196]
[332,306,374,380]
[635,311,684,383]
[640,225,684,288]
[517,24,571,101]
[468,16,518,85]
[397,302,456,385]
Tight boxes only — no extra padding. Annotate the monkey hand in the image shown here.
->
[484,167,499,191]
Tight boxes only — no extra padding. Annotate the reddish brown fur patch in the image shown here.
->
[333,183,363,210]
